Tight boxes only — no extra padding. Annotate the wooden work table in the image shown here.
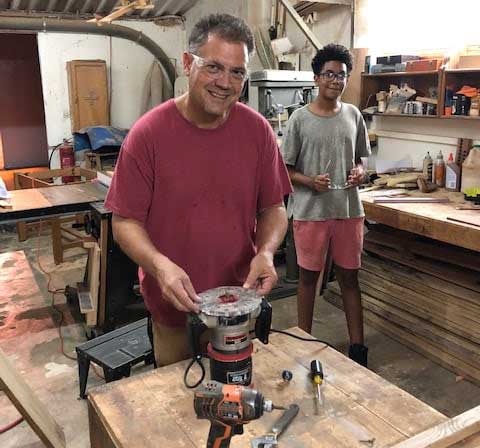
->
[87,327,449,447]
[0,182,107,223]
[361,190,480,252]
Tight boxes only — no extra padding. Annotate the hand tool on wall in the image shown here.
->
[251,403,300,448]
[193,380,284,448]
[310,359,324,406]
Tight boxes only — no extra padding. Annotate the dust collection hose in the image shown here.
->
[0,16,176,87]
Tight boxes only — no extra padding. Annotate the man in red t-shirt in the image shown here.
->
[105,13,292,366]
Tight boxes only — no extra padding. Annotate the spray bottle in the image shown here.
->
[445,152,460,191]
[434,150,445,187]
[422,151,433,182]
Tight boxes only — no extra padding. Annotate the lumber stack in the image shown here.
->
[324,224,480,385]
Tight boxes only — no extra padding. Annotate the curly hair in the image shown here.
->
[188,14,255,56]
[311,44,353,75]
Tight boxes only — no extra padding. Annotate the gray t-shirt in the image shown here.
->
[281,103,371,221]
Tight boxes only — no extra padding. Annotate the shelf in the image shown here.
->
[362,70,439,78]
[369,113,480,120]
[445,68,480,74]
[372,113,439,119]
[440,115,480,120]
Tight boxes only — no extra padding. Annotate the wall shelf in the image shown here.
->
[361,68,480,118]
[362,70,438,78]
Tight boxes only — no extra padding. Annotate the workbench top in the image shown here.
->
[88,327,447,448]
[361,189,480,252]
[0,182,107,223]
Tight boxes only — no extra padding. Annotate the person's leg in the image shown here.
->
[152,320,191,367]
[334,266,363,345]
[293,220,331,334]
[331,218,368,367]
[297,267,322,334]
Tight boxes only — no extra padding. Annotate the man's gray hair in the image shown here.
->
[188,13,255,56]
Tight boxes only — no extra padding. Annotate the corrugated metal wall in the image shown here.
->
[0,0,196,19]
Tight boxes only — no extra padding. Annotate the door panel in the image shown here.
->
[67,60,110,132]
[0,34,48,169]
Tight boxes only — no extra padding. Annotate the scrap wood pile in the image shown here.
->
[324,224,480,385]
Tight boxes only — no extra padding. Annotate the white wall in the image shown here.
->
[184,0,248,39]
[37,20,186,151]
[355,0,480,164]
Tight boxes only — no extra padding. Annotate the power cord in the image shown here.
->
[35,220,104,380]
[270,328,335,350]
[183,328,335,388]
[0,416,24,434]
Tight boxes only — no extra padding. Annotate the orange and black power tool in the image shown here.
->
[194,380,282,448]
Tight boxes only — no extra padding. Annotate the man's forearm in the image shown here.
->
[111,215,168,277]
[287,166,314,189]
[255,204,288,257]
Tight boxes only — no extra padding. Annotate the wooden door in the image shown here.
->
[0,33,49,169]
[67,60,110,132]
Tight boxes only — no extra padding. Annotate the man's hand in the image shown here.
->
[312,174,331,192]
[243,252,278,296]
[154,256,201,313]
[348,165,365,187]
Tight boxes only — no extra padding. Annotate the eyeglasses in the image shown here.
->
[318,71,349,82]
[190,54,248,83]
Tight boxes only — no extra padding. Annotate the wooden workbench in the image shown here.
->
[87,327,449,447]
[361,190,480,252]
[0,182,107,223]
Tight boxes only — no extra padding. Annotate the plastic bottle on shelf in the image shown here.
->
[422,151,433,181]
[434,150,445,187]
[445,152,460,191]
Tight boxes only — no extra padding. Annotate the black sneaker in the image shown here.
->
[349,344,368,368]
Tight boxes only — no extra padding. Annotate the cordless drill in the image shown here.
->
[194,380,280,448]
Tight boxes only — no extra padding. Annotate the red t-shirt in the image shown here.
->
[105,99,292,326]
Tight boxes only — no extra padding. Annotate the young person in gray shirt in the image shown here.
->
[281,44,371,367]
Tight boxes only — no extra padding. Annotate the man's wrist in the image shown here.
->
[152,253,171,277]
[256,249,274,262]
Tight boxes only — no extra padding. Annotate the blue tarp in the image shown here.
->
[73,126,128,152]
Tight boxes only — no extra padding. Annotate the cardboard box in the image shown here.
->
[405,59,442,72]
[458,55,480,69]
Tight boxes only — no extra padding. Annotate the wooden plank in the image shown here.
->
[390,405,480,448]
[447,215,480,228]
[357,273,480,343]
[324,290,480,385]
[362,255,480,308]
[373,197,450,204]
[278,0,322,50]
[85,243,100,326]
[364,242,480,293]
[0,348,66,448]
[97,217,109,327]
[333,281,480,367]
[362,190,480,252]
[51,218,63,265]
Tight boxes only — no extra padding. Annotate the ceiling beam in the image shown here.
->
[278,0,322,50]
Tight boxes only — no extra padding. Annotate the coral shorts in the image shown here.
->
[293,218,364,272]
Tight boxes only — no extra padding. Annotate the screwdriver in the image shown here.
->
[310,360,324,405]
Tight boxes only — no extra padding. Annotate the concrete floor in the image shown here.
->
[1,224,479,447]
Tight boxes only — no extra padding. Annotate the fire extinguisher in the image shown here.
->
[58,140,76,183]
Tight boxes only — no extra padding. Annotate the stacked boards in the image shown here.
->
[324,224,480,385]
